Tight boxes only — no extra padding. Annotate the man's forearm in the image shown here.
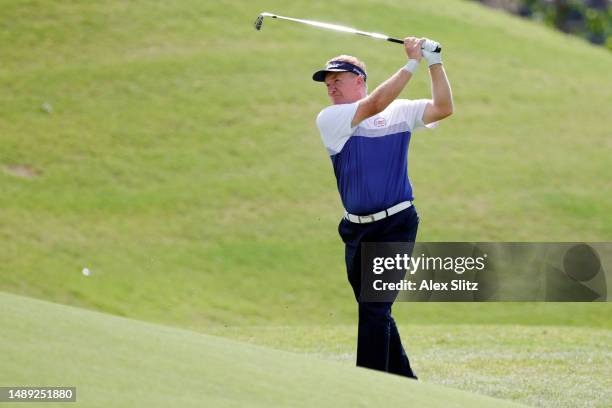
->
[351,37,423,126]
[368,68,413,112]
[429,64,453,115]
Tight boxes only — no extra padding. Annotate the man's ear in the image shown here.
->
[356,75,367,94]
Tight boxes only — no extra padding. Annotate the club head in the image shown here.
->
[254,12,275,31]
[254,14,264,31]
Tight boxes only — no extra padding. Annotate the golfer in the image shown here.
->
[313,37,453,378]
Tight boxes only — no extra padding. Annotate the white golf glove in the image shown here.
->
[421,39,442,66]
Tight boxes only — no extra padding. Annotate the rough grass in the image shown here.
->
[209,323,612,408]
[1,0,611,325]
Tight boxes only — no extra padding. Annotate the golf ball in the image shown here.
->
[82,267,91,276]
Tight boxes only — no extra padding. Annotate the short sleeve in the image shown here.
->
[316,102,359,155]
[392,99,438,132]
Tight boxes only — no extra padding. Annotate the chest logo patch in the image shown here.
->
[374,117,387,127]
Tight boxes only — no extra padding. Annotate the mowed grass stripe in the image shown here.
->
[0,292,529,408]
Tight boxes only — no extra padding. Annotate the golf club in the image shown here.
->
[254,12,441,53]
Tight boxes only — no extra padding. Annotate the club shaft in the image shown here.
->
[262,13,440,52]
[269,14,390,41]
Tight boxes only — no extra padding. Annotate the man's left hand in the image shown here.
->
[422,39,442,67]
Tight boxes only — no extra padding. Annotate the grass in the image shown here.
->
[1,0,611,325]
[209,323,612,408]
[0,0,611,407]
[0,292,531,408]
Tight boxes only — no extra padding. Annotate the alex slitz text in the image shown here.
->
[373,279,479,292]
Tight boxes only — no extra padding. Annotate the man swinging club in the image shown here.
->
[313,37,453,378]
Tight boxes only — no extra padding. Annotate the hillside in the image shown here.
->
[1,0,611,328]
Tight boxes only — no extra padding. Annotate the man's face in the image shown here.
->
[324,72,364,104]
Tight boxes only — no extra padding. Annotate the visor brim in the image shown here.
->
[312,68,353,82]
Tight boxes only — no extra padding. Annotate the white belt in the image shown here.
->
[344,201,413,224]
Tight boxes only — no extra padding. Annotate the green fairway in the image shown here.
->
[0,292,531,408]
[1,0,611,407]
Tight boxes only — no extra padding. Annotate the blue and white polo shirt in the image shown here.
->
[316,99,433,215]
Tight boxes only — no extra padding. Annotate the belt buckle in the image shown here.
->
[360,214,376,223]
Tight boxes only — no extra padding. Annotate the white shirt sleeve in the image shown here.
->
[392,99,439,131]
[316,102,359,155]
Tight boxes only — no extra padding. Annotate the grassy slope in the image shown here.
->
[0,292,529,408]
[1,0,611,328]
[1,1,610,407]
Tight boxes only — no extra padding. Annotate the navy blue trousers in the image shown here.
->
[338,205,419,379]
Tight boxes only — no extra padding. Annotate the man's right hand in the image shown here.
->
[403,37,424,61]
